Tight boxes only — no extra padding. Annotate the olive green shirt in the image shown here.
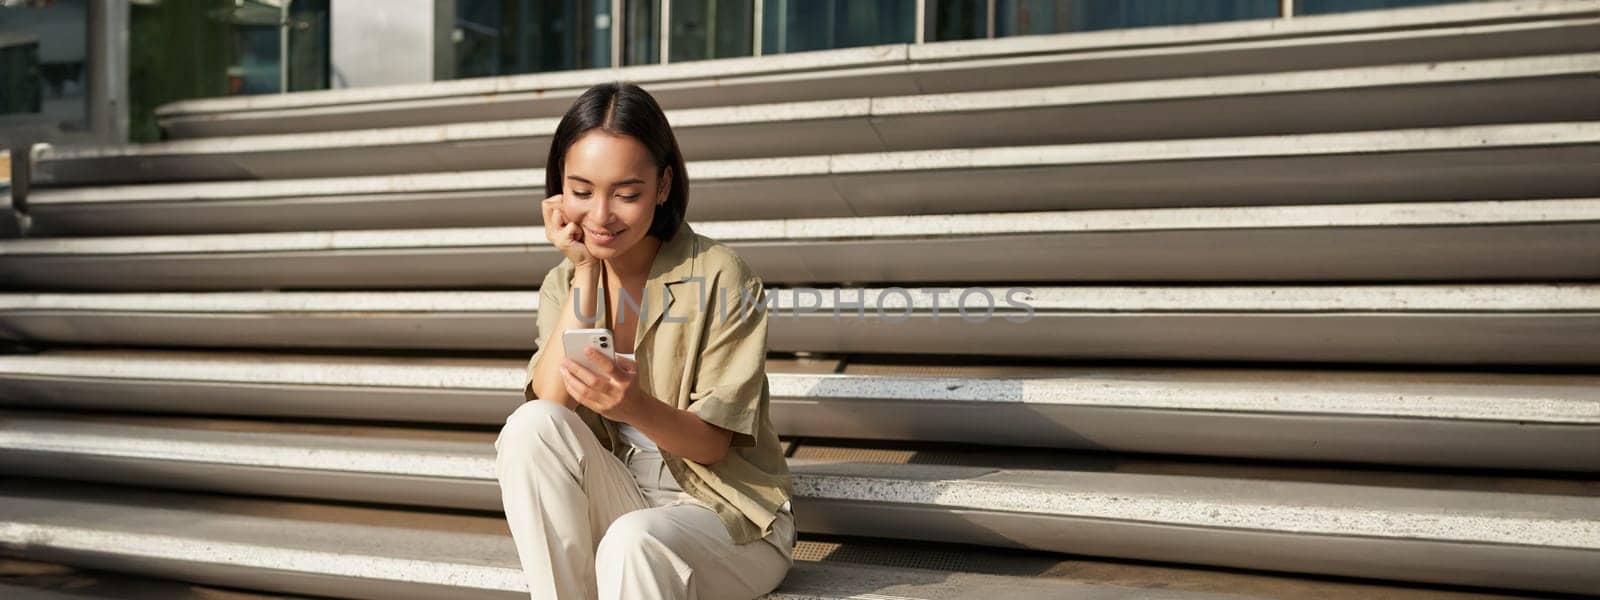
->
[522,220,793,545]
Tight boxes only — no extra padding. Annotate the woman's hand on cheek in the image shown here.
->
[559,347,647,423]
[542,194,595,267]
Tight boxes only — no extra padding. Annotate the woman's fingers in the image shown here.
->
[559,364,587,391]
[560,363,596,400]
[561,359,595,384]
[582,346,621,379]
[542,195,565,227]
[541,198,566,246]
[560,363,619,410]
[563,355,627,395]
[542,193,592,266]
[560,371,595,409]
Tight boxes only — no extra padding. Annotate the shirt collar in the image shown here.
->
[645,219,697,288]
[637,219,697,344]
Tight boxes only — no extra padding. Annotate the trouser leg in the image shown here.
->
[495,400,649,600]
[596,449,796,600]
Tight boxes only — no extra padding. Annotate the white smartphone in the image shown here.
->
[563,328,616,373]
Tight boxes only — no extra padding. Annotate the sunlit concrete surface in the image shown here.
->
[22,123,1600,235]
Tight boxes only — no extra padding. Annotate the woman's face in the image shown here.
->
[560,130,672,261]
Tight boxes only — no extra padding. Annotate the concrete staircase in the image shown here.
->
[3,1,1598,598]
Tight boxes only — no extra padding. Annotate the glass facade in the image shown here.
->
[933,0,986,41]
[935,0,1282,41]
[669,0,753,63]
[624,0,660,65]
[761,0,914,55]
[0,0,88,132]
[127,0,328,141]
[447,0,1485,76]
[455,0,612,77]
[287,0,331,92]
[456,0,914,71]
[1296,0,1490,15]
[1001,0,1279,34]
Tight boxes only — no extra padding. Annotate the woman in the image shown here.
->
[494,82,795,600]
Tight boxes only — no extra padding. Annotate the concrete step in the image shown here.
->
[0,478,1257,600]
[778,534,1540,600]
[0,558,308,599]
[0,526,1546,600]
[0,350,1595,471]
[0,284,1593,364]
[785,443,1600,596]
[152,0,1600,138]
[31,55,1600,186]
[6,198,1599,291]
[0,423,1593,594]
[24,122,1600,236]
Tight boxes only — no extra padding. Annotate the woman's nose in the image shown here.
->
[593,197,611,223]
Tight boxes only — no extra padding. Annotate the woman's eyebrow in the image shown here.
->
[566,175,645,185]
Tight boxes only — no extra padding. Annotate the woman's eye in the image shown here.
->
[618,194,640,201]
[572,191,593,198]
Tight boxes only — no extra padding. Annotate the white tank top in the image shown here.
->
[612,352,658,451]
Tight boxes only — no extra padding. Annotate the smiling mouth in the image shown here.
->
[587,227,623,241]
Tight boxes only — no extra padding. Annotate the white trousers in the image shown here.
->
[495,400,796,600]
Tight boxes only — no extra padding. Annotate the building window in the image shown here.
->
[1295,0,1489,16]
[443,0,1491,77]
[670,0,752,63]
[455,0,612,77]
[932,0,986,41]
[624,0,660,65]
[761,0,914,55]
[127,0,329,142]
[0,0,88,132]
[286,0,330,92]
[935,0,1281,41]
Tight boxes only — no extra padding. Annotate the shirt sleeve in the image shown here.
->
[524,264,570,402]
[685,271,769,448]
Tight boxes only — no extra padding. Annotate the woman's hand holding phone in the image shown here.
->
[543,194,596,268]
[560,332,646,423]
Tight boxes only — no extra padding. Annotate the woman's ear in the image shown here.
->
[657,166,673,205]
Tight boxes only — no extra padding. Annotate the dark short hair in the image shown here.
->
[546,82,689,241]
